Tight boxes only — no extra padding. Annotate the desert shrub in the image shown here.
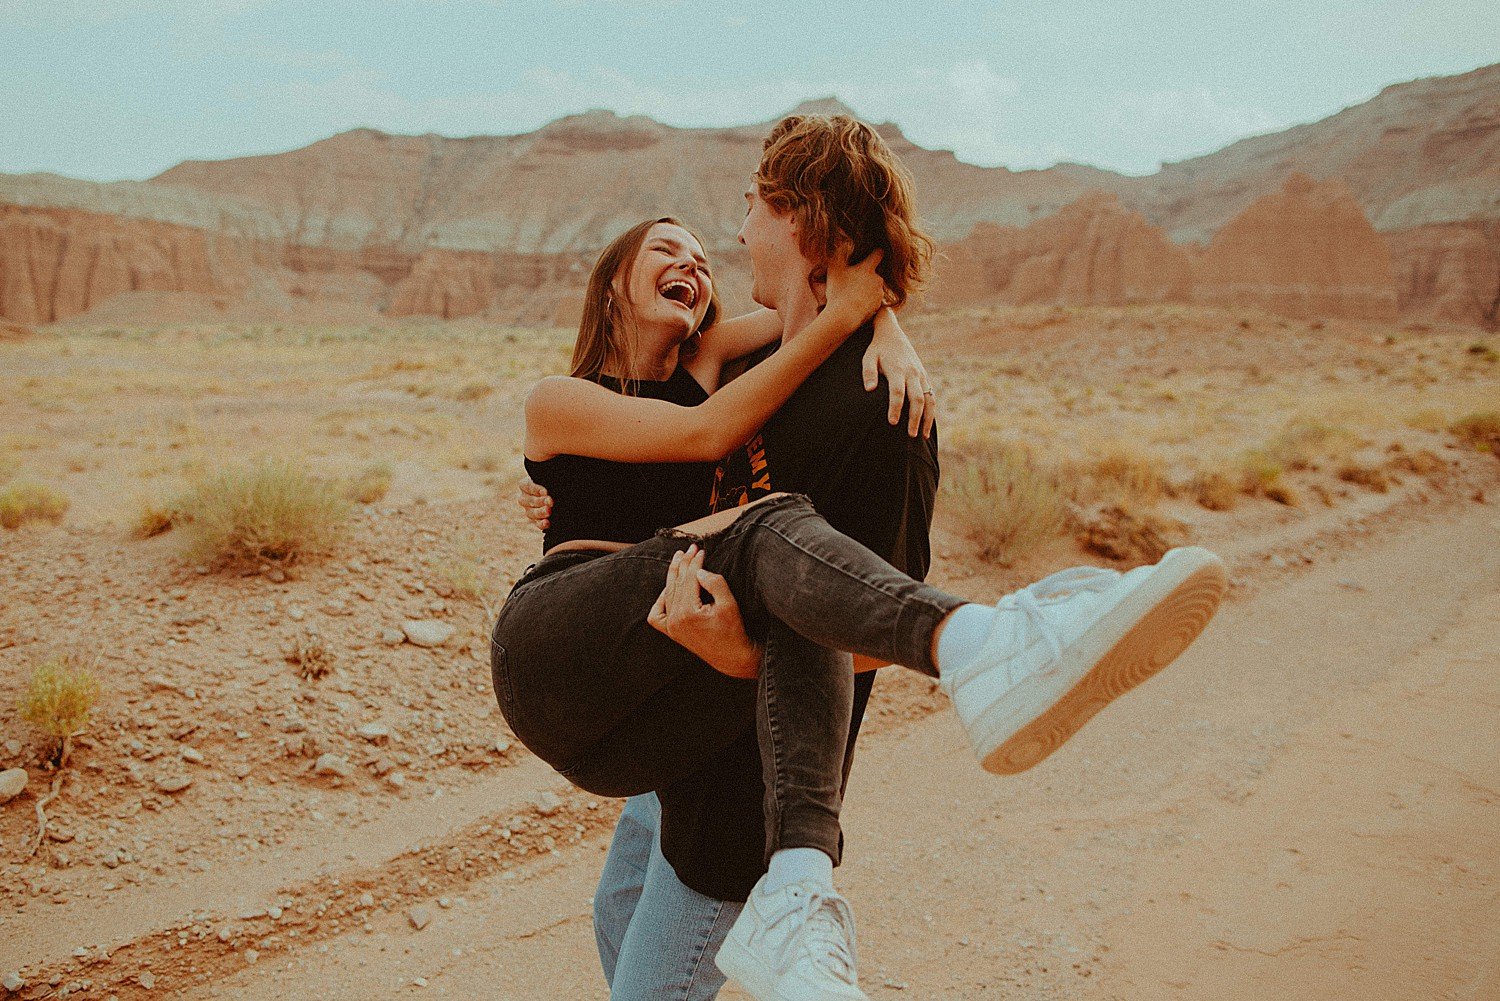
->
[1337,462,1390,493]
[1189,468,1238,511]
[285,632,336,680]
[1388,448,1446,477]
[942,440,1068,564]
[20,656,100,752]
[0,480,69,529]
[1075,503,1184,565]
[132,496,184,539]
[342,462,393,504]
[1263,418,1362,471]
[1449,412,1500,454]
[1404,408,1447,433]
[453,382,494,402]
[176,458,349,567]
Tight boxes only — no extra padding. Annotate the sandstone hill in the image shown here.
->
[1,66,1495,328]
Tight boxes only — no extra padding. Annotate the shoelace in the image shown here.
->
[997,565,1122,666]
[769,886,860,985]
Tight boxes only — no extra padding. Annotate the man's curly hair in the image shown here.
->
[754,114,934,309]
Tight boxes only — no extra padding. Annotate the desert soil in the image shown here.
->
[1,305,1496,999]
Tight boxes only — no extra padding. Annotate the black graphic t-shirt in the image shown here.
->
[657,321,941,902]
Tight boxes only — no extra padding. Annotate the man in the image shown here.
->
[522,113,940,999]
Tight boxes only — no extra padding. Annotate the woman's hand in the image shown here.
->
[647,545,762,679]
[517,476,552,532]
[822,247,886,326]
[862,307,936,438]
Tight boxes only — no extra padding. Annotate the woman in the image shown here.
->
[493,216,1226,1000]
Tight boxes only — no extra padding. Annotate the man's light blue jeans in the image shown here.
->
[594,793,744,1000]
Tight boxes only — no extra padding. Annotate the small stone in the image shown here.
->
[492,735,512,754]
[266,568,288,583]
[180,747,205,764]
[401,619,455,648]
[137,970,156,989]
[406,905,433,931]
[533,791,563,816]
[313,754,353,778]
[437,896,451,909]
[287,605,306,621]
[371,757,395,777]
[378,628,405,646]
[101,850,120,868]
[356,723,392,743]
[267,905,283,920]
[357,891,374,908]
[2,972,22,992]
[231,763,253,780]
[385,772,406,789]
[47,826,75,843]
[0,768,28,803]
[154,774,192,794]
[244,948,259,964]
[412,977,428,988]
[3,739,20,755]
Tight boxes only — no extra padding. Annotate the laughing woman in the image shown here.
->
[491,216,1226,1001]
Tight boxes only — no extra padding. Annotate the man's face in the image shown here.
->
[737,186,804,310]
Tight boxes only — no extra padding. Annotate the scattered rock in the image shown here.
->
[47,826,75,843]
[0,768,28,804]
[101,850,120,868]
[357,891,375,909]
[180,746,205,764]
[493,735,512,754]
[401,620,455,648]
[356,722,392,743]
[137,970,156,989]
[313,754,353,778]
[267,905,283,920]
[371,757,395,777]
[244,948,259,964]
[378,628,405,647]
[2,971,23,992]
[266,568,288,584]
[231,763,253,780]
[287,605,306,621]
[154,774,193,794]
[533,791,563,816]
[406,905,433,931]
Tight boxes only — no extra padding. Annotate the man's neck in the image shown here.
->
[774,281,823,345]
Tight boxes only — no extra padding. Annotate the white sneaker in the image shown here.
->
[715,876,869,1001]
[942,546,1227,775]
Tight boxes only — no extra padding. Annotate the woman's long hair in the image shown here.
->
[570,216,720,396]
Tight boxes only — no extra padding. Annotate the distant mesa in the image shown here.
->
[0,62,1496,329]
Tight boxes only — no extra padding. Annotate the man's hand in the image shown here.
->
[862,307,936,438]
[647,545,761,679]
[517,476,552,532]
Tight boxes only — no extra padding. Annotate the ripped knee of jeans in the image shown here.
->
[655,492,814,546]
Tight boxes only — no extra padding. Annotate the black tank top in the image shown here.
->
[524,365,718,553]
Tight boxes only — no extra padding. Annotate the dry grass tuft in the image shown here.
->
[1404,408,1447,433]
[0,480,70,529]
[1188,467,1239,511]
[1388,448,1446,477]
[20,656,101,751]
[342,462,393,504]
[1063,443,1169,506]
[1263,418,1363,471]
[176,458,349,567]
[1449,412,1500,454]
[1075,503,1184,565]
[1337,462,1390,493]
[132,496,184,539]
[942,439,1068,564]
[285,631,336,680]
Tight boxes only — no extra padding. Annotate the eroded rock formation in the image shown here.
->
[1189,174,1398,320]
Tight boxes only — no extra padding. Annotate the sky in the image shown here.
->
[1,0,1495,183]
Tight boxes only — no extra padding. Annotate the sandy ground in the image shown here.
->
[1,307,1496,998]
[163,501,1500,1001]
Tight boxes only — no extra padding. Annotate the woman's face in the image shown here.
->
[616,223,713,341]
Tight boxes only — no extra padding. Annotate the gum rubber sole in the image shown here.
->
[981,549,1228,776]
